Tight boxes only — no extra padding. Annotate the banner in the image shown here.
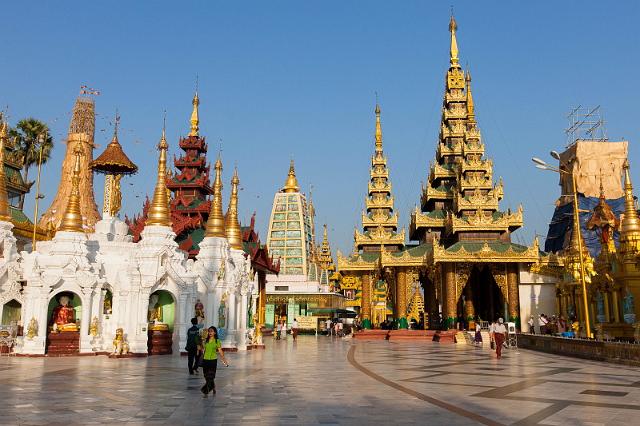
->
[296,316,317,330]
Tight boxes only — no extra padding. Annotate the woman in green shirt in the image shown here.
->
[200,326,229,397]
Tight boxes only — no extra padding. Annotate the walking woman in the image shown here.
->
[201,326,229,398]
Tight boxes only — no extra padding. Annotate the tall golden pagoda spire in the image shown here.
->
[225,168,243,249]
[205,155,226,237]
[0,119,12,222]
[375,103,383,152]
[466,71,475,123]
[354,102,404,252]
[619,160,640,254]
[57,148,84,233]
[146,122,172,227]
[189,90,200,137]
[449,13,460,67]
[283,159,300,193]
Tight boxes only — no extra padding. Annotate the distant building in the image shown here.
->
[264,162,341,328]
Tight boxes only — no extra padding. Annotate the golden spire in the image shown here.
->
[225,168,243,249]
[283,159,300,193]
[0,119,12,222]
[620,159,640,238]
[322,223,329,245]
[189,91,199,137]
[57,148,85,233]
[205,155,226,237]
[449,13,460,67]
[466,71,475,122]
[146,121,172,227]
[375,103,383,152]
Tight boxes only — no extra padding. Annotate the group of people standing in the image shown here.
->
[275,318,299,341]
[528,313,575,336]
[185,318,229,398]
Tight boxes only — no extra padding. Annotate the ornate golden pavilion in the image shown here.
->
[338,16,538,329]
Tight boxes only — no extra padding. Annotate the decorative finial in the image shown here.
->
[283,159,300,193]
[620,159,640,239]
[0,119,12,222]
[57,148,85,233]
[189,85,200,137]
[465,70,475,122]
[449,13,460,67]
[599,169,605,199]
[146,120,172,227]
[205,154,225,237]
[375,102,383,151]
[225,167,243,249]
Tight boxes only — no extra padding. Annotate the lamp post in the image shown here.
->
[532,154,592,339]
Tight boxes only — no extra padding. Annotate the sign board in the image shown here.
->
[295,316,317,330]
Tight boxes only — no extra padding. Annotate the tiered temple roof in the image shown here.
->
[410,15,523,247]
[166,92,213,257]
[354,104,405,252]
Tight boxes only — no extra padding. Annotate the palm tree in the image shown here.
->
[8,118,54,210]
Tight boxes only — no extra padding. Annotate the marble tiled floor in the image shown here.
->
[0,337,639,425]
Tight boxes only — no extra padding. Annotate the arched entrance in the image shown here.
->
[457,266,504,329]
[1,299,22,326]
[147,290,175,355]
[46,291,81,355]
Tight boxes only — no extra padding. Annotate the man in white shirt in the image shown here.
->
[493,318,507,359]
[292,318,299,341]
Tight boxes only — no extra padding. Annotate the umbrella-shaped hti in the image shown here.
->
[91,113,138,218]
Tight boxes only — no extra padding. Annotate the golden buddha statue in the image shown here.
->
[148,294,168,331]
[51,294,78,332]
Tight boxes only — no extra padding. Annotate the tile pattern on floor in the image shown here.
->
[1,336,639,425]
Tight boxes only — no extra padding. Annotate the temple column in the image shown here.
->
[258,271,267,325]
[361,274,372,329]
[223,290,237,347]
[464,283,474,324]
[603,292,611,323]
[79,288,93,353]
[396,269,408,328]
[238,290,248,350]
[444,263,456,329]
[612,289,621,323]
[507,264,520,327]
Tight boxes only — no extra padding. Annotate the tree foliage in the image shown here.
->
[8,118,54,209]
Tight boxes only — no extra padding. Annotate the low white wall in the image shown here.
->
[519,271,558,333]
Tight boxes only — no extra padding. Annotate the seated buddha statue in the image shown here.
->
[51,295,78,332]
[148,294,168,331]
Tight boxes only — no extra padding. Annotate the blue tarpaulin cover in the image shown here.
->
[544,195,625,257]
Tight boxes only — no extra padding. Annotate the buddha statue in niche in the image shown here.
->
[51,294,78,332]
[148,293,168,331]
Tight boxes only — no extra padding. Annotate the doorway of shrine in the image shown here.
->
[0,300,22,353]
[457,266,504,330]
[46,291,81,355]
[420,274,438,329]
[1,299,21,326]
[147,290,175,355]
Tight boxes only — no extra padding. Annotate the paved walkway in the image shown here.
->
[0,336,639,425]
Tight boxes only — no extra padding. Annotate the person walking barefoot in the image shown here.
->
[201,326,228,398]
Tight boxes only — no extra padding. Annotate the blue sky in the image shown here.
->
[2,1,639,255]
